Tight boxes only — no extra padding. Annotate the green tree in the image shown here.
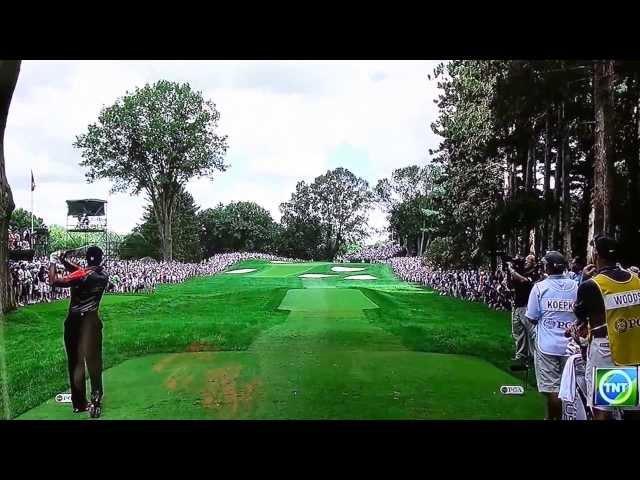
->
[280,168,373,260]
[199,201,278,256]
[428,59,640,268]
[278,181,325,260]
[311,168,373,259]
[119,230,154,260]
[122,189,202,262]
[9,208,45,231]
[375,164,445,256]
[74,80,228,261]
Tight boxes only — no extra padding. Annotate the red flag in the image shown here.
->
[30,170,35,191]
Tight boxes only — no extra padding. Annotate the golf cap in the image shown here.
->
[86,246,103,265]
[543,250,567,268]
[592,235,618,261]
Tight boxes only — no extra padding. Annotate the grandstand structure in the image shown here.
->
[65,199,120,257]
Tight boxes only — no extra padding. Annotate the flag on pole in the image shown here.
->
[30,170,35,191]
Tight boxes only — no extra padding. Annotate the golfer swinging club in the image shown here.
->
[49,246,109,418]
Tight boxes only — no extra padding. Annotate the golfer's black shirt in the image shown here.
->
[52,266,109,315]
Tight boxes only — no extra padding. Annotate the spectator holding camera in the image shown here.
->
[507,254,540,369]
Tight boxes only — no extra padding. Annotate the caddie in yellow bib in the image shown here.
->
[574,235,640,419]
[591,273,640,365]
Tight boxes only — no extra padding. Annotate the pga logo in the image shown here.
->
[594,368,639,407]
[500,385,524,395]
[55,393,72,403]
[615,319,628,333]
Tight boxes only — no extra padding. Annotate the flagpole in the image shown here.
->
[30,171,34,249]
[29,172,33,248]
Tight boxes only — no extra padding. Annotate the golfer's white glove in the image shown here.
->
[49,250,63,264]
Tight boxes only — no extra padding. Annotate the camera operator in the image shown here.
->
[574,235,640,420]
[507,254,540,368]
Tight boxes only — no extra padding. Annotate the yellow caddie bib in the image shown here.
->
[592,272,640,365]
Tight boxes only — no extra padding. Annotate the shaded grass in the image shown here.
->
[360,287,515,373]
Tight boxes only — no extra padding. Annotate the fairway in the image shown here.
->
[250,263,316,277]
[7,260,544,420]
[278,288,379,311]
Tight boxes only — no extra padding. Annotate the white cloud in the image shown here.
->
[4,60,443,240]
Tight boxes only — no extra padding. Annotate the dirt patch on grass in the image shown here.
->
[153,354,179,373]
[165,377,178,390]
[201,364,262,417]
[164,373,194,392]
[186,341,210,352]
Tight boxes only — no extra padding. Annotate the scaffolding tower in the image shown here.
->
[65,199,119,257]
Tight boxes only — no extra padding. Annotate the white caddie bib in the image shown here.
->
[535,276,578,356]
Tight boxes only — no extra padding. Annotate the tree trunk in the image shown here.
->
[509,158,517,254]
[418,221,426,257]
[534,225,541,258]
[561,106,572,259]
[542,112,552,252]
[0,61,20,315]
[591,60,616,244]
[553,106,563,250]
[510,157,517,201]
[334,230,343,260]
[525,135,535,192]
[628,72,640,265]
[163,211,173,261]
[520,139,532,254]
[587,206,596,263]
[154,191,176,261]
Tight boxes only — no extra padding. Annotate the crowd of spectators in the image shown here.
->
[9,258,64,306]
[382,257,514,310]
[337,242,405,263]
[7,252,295,308]
[9,227,31,251]
[15,242,635,315]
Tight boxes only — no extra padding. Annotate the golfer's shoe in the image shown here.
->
[88,393,102,419]
[73,405,88,413]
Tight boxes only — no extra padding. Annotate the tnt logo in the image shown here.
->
[594,368,639,407]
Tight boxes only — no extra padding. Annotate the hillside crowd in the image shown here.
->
[8,252,294,307]
[8,227,31,250]
[382,257,513,310]
[337,242,405,263]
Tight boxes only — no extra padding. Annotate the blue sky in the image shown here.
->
[5,60,443,243]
